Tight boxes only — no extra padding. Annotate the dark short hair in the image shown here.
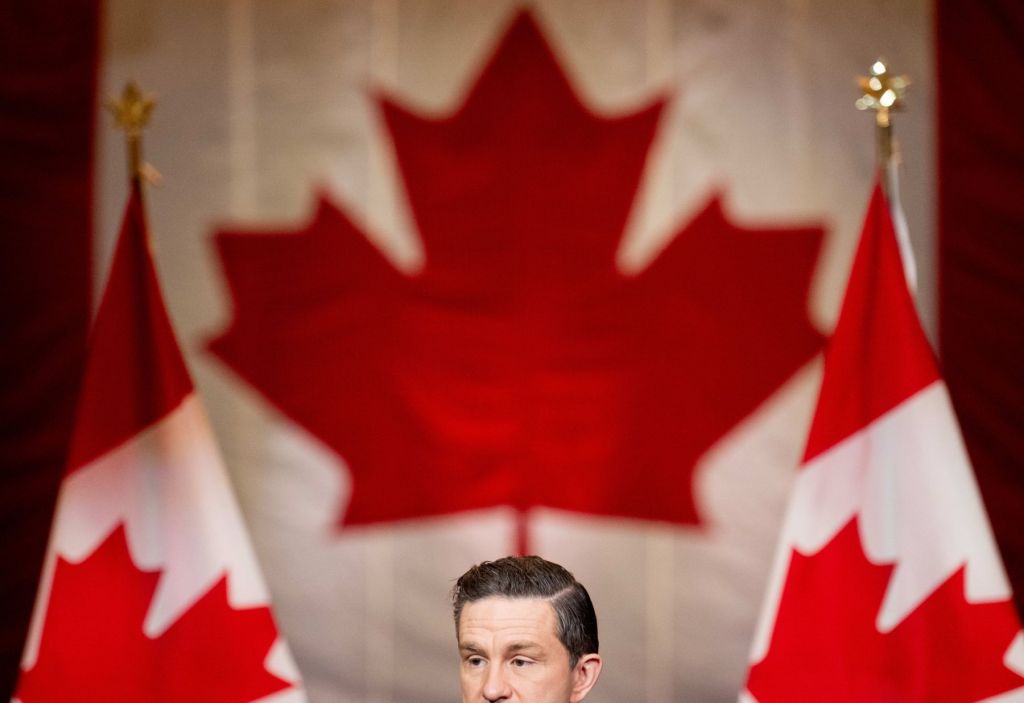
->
[452,556,599,668]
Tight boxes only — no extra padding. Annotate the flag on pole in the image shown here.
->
[14,181,305,702]
[744,178,1024,702]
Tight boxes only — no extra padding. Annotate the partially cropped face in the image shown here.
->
[457,596,601,703]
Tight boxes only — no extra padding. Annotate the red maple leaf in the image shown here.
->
[746,519,1024,702]
[209,11,823,528]
[17,526,290,703]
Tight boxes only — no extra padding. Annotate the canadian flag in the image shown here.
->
[14,182,305,702]
[744,179,1024,702]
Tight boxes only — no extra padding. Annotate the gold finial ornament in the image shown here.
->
[106,81,158,184]
[856,59,909,168]
[107,81,156,135]
[856,59,909,128]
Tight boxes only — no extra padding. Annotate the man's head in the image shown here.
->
[452,556,602,703]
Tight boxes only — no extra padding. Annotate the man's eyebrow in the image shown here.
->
[505,641,542,654]
[458,641,544,656]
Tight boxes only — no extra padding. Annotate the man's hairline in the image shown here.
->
[454,587,575,630]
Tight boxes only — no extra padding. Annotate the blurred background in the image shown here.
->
[2,1,1021,701]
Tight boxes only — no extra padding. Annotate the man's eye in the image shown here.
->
[511,658,532,668]
[466,656,485,667]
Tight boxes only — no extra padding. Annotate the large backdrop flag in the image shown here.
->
[208,11,824,533]
[14,181,305,702]
[744,179,1024,702]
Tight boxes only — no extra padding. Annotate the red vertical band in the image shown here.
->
[937,0,1024,619]
[0,1,100,697]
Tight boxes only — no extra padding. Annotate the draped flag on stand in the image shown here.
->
[14,181,305,702]
[744,179,1024,702]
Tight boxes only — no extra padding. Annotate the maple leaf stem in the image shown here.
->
[514,510,531,557]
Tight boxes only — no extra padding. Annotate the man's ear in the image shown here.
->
[569,653,602,702]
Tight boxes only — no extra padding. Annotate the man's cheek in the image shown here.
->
[459,670,481,699]
[511,664,552,685]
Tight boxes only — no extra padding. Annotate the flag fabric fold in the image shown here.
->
[744,178,1024,702]
[14,182,305,703]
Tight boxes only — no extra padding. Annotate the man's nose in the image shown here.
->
[482,663,512,701]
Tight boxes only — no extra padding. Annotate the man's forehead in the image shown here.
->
[457,595,559,641]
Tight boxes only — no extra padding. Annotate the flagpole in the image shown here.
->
[107,81,157,208]
[855,59,909,196]
[856,60,917,291]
